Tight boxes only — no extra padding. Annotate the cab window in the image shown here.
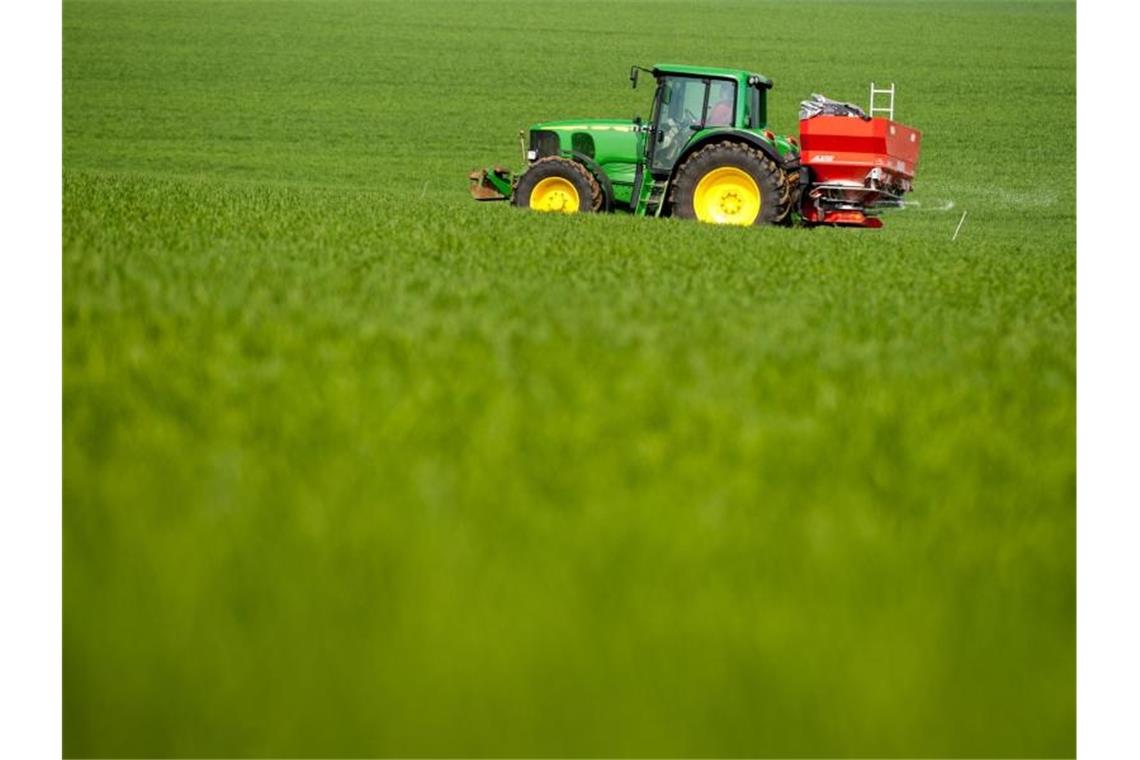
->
[748,84,767,129]
[705,79,736,127]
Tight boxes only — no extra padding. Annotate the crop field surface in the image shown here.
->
[63,0,1076,757]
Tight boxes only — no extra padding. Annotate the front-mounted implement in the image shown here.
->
[468,166,514,201]
[468,64,922,229]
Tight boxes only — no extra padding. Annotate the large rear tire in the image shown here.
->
[513,157,603,214]
[669,142,791,226]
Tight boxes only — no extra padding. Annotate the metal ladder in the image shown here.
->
[869,81,895,121]
[633,171,670,217]
[647,179,670,217]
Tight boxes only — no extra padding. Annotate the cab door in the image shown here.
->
[647,76,738,175]
[648,76,706,175]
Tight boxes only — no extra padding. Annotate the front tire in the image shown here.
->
[512,157,603,214]
[670,142,790,226]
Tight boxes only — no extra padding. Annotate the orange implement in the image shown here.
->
[798,116,923,227]
[799,115,922,191]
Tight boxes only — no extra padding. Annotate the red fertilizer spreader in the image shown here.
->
[797,99,923,228]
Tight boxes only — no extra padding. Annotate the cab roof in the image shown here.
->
[652,63,772,87]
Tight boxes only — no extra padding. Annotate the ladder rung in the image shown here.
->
[868,81,896,121]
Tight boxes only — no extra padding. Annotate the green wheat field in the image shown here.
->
[63,1,1076,756]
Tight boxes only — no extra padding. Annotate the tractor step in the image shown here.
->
[647,180,670,216]
[633,177,669,216]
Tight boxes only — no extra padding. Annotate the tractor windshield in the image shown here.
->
[650,75,737,173]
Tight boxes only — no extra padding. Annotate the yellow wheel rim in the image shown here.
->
[529,177,580,213]
[693,167,761,225]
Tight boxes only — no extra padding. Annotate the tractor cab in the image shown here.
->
[638,65,773,176]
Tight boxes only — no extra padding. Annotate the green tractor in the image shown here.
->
[469,63,802,226]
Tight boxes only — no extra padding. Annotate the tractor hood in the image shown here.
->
[529,118,638,133]
[527,118,641,168]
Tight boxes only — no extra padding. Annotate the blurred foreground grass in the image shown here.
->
[64,0,1075,756]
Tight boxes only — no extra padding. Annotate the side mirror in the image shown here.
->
[629,66,639,88]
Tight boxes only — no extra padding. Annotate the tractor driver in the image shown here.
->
[705,80,735,127]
